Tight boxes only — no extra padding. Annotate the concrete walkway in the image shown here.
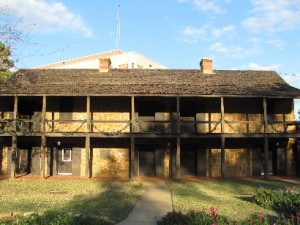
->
[116,182,173,225]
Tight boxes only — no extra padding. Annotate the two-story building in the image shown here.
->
[0,53,300,179]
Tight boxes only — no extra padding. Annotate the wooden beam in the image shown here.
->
[40,95,46,178]
[130,136,135,179]
[85,96,91,179]
[175,137,180,180]
[13,96,18,131]
[11,96,18,178]
[221,97,225,134]
[40,135,46,178]
[11,136,16,178]
[86,96,91,132]
[177,96,180,133]
[131,96,135,132]
[85,135,90,178]
[264,137,269,180]
[221,137,225,179]
[263,98,267,133]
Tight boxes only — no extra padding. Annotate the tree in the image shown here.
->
[0,41,14,82]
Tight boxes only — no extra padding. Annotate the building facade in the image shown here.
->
[0,57,300,179]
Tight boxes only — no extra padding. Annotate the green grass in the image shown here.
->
[0,180,143,223]
[167,180,300,221]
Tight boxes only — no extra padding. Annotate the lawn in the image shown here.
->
[167,179,300,221]
[0,180,143,224]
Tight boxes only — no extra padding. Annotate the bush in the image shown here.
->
[157,209,300,225]
[0,211,112,225]
[157,208,237,225]
[254,187,300,217]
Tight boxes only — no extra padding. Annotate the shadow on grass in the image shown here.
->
[64,181,143,224]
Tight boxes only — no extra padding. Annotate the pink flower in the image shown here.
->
[211,207,217,218]
[258,213,264,221]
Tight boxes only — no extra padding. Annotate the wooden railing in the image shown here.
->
[0,118,299,136]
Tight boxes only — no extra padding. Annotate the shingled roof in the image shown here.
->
[1,69,300,97]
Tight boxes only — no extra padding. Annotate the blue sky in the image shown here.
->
[1,0,300,116]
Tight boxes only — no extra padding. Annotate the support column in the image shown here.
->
[40,136,46,178]
[40,95,46,178]
[131,96,135,132]
[176,96,180,133]
[221,97,225,133]
[175,137,180,180]
[263,98,269,180]
[220,97,225,180]
[130,136,135,179]
[221,137,225,179]
[85,96,91,178]
[85,135,90,178]
[264,137,269,180]
[11,96,18,178]
[11,136,16,178]
[130,96,135,179]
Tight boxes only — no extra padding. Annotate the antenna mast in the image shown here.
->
[116,4,120,49]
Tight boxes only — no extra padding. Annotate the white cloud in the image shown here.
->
[193,0,223,13]
[209,42,258,58]
[242,0,300,33]
[178,0,231,13]
[247,63,282,71]
[281,73,300,88]
[181,24,234,43]
[0,0,93,37]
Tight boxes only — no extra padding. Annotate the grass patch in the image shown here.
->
[0,180,143,223]
[167,180,300,221]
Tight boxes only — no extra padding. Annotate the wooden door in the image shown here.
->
[139,149,155,177]
[58,148,72,175]
[181,149,196,176]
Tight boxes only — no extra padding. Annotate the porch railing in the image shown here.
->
[1,118,299,136]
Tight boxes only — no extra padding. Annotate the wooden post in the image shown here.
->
[130,136,135,179]
[40,95,46,178]
[175,137,180,180]
[263,98,267,134]
[176,96,180,133]
[220,97,225,180]
[130,96,135,179]
[85,96,91,178]
[11,136,17,178]
[264,137,269,180]
[221,97,225,133]
[131,96,135,132]
[40,136,46,178]
[263,98,269,180]
[221,137,225,179]
[11,96,18,178]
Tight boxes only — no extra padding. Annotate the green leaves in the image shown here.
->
[0,41,14,83]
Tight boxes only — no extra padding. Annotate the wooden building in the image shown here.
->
[0,58,300,179]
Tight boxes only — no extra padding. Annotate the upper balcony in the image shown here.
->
[0,96,299,137]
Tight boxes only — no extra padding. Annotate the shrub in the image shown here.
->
[157,208,237,225]
[0,211,112,225]
[254,187,300,217]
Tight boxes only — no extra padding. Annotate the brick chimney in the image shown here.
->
[200,58,213,74]
[99,57,111,72]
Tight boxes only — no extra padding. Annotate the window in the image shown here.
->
[62,148,72,162]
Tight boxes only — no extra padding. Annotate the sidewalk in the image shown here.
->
[116,182,173,225]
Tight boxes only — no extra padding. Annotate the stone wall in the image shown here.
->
[92,148,129,178]
[80,148,87,177]
[206,149,221,177]
[225,149,252,177]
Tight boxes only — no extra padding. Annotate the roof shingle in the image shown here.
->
[1,69,300,97]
